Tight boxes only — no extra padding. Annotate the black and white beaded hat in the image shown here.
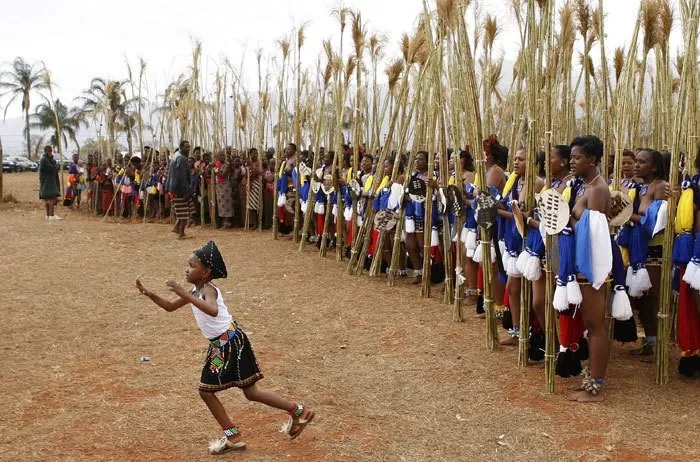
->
[194,240,228,279]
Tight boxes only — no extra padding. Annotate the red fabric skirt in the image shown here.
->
[101,186,114,214]
[678,269,700,357]
[559,311,585,350]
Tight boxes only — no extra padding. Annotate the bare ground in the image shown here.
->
[1,172,698,462]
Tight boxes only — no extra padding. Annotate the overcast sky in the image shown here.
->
[0,0,685,151]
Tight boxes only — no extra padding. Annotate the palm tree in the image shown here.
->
[30,99,86,154]
[115,111,138,155]
[0,57,48,157]
[78,78,131,157]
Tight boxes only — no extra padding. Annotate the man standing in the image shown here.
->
[39,145,61,221]
[166,140,193,238]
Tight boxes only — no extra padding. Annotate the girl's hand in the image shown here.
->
[136,279,148,296]
[165,280,188,298]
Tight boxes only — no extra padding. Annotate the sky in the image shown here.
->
[0,0,686,153]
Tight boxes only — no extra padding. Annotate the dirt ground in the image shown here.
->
[1,172,698,462]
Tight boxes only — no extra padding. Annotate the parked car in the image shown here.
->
[4,156,36,172]
[2,157,19,172]
[11,156,39,172]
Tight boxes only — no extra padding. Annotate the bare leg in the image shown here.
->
[465,258,478,302]
[638,266,660,338]
[569,283,609,403]
[242,383,314,437]
[532,276,546,329]
[406,232,424,283]
[501,275,521,345]
[199,390,235,429]
[399,242,407,271]
[491,262,505,305]
[242,383,296,413]
[45,200,50,217]
[179,220,187,237]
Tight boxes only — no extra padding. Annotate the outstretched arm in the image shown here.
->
[136,279,188,312]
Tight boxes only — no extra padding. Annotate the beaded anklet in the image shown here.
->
[580,368,604,396]
[223,427,240,439]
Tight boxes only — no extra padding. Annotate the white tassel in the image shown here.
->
[431,229,439,247]
[502,252,511,272]
[314,202,325,215]
[522,254,542,282]
[460,227,468,245]
[507,253,521,276]
[626,266,640,297]
[332,204,338,217]
[401,229,406,242]
[300,200,308,214]
[343,206,353,222]
[455,265,466,284]
[277,193,286,208]
[612,286,633,321]
[682,262,697,285]
[491,245,496,262]
[405,218,415,234]
[387,183,404,210]
[566,277,583,306]
[553,281,569,312]
[473,242,484,263]
[683,261,700,291]
[515,252,530,275]
[627,266,652,298]
[465,229,477,257]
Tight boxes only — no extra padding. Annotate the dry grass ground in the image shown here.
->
[1,172,698,462]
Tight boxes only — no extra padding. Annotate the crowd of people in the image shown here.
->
[40,142,280,234]
[38,133,700,401]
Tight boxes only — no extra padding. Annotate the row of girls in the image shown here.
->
[471,135,700,401]
[274,135,700,402]
[78,147,279,229]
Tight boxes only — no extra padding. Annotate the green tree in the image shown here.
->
[30,99,86,154]
[0,57,48,157]
[78,78,132,158]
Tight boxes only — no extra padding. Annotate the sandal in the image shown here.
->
[209,435,247,455]
[282,404,316,440]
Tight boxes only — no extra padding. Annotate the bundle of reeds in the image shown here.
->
[292,25,307,243]
[454,0,499,349]
[657,0,698,385]
[543,0,557,393]
[299,52,334,250]
[351,11,367,255]
[272,37,291,240]
[347,36,419,275]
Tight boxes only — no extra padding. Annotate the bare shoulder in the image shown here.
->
[593,182,611,197]
[201,284,218,301]
[654,180,670,200]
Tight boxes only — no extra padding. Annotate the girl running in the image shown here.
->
[135,240,315,454]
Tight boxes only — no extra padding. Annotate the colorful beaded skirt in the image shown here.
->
[199,323,264,392]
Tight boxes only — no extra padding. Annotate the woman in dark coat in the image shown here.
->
[39,145,61,220]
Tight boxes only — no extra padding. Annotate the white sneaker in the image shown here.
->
[45,216,50,221]
[53,215,63,220]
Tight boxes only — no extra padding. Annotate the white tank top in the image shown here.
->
[191,284,233,339]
